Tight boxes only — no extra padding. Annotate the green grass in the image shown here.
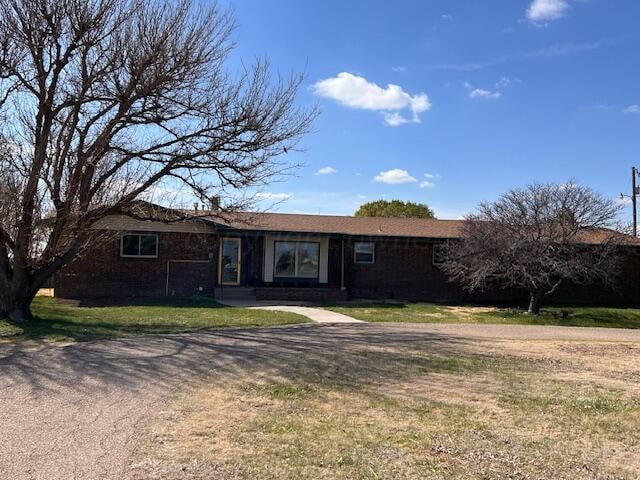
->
[0,296,306,342]
[325,302,640,328]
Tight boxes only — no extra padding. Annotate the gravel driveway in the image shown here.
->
[2,322,640,480]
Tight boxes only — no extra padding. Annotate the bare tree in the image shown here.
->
[442,182,624,314]
[0,0,315,323]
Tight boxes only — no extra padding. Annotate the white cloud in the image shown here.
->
[255,192,293,201]
[315,166,337,175]
[432,39,610,72]
[312,72,431,126]
[270,192,370,216]
[373,169,417,184]
[382,112,412,126]
[624,105,640,114]
[527,0,570,22]
[419,173,436,188]
[464,80,505,99]
[495,76,511,89]
[469,88,501,99]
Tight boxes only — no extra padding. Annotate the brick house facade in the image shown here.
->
[54,212,640,306]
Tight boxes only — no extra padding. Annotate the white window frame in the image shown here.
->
[120,232,159,258]
[432,242,447,266]
[354,242,375,264]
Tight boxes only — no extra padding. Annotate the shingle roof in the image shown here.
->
[206,211,463,238]
[203,211,640,245]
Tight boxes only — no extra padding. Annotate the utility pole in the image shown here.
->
[633,167,638,237]
[621,167,639,237]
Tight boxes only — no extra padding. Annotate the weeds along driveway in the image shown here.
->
[3,322,640,480]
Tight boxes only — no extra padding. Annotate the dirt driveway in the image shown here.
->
[2,323,640,480]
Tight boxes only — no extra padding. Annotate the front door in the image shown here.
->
[219,237,241,285]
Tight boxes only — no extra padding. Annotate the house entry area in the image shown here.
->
[219,237,241,285]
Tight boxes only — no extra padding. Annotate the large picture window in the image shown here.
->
[121,233,159,258]
[354,242,375,264]
[274,241,320,279]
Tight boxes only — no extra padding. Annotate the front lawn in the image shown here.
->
[325,302,640,328]
[128,334,640,479]
[0,296,306,342]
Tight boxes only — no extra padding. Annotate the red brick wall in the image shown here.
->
[344,238,461,301]
[55,231,216,299]
[55,231,640,306]
[343,238,640,306]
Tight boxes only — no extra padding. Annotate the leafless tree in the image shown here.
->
[442,182,624,314]
[0,0,316,322]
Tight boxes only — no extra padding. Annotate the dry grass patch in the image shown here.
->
[445,305,499,316]
[128,337,640,480]
[327,302,640,329]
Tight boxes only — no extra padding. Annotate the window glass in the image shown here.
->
[122,234,140,256]
[297,242,319,278]
[354,242,375,263]
[274,241,320,279]
[433,242,447,266]
[139,234,158,256]
[220,238,240,284]
[274,242,296,277]
[121,233,158,258]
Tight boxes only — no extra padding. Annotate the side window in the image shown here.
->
[354,242,375,264]
[432,242,447,266]
[120,233,159,258]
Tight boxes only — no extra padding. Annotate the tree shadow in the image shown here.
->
[75,297,225,308]
[0,324,482,398]
[0,296,300,343]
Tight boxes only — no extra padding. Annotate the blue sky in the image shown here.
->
[220,0,640,219]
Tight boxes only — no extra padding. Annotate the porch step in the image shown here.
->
[214,287,256,301]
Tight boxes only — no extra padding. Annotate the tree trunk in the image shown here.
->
[527,291,543,315]
[0,280,38,324]
[5,302,33,324]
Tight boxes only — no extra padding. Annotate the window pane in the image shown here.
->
[355,251,373,263]
[433,243,447,265]
[296,242,319,278]
[274,242,296,277]
[221,239,240,283]
[139,235,158,256]
[354,242,374,263]
[122,234,139,256]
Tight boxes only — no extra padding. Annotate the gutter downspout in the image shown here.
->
[340,239,345,290]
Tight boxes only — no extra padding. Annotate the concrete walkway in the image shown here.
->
[217,300,365,323]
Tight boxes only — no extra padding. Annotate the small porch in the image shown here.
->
[215,232,347,302]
